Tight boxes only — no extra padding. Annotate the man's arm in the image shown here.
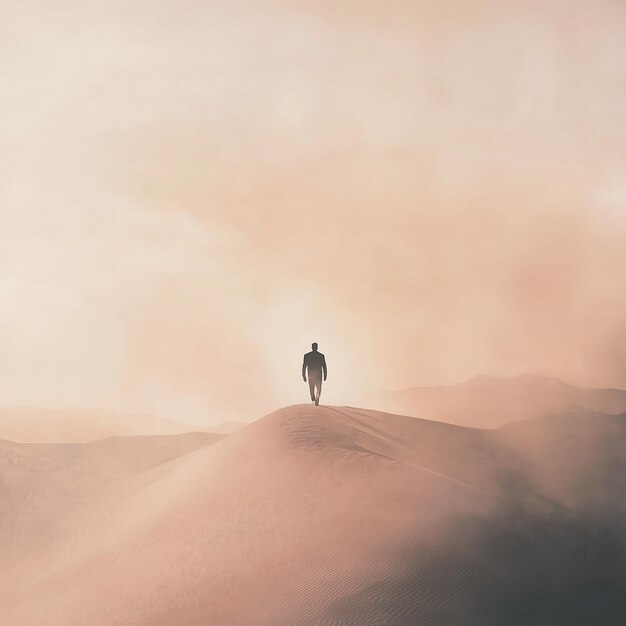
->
[322,355,327,380]
[302,355,307,381]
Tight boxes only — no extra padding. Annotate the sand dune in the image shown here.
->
[0,407,221,442]
[369,373,626,428]
[0,432,224,574]
[2,405,625,625]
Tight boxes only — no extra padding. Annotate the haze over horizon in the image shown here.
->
[2,0,625,425]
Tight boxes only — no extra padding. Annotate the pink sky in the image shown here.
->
[2,0,625,424]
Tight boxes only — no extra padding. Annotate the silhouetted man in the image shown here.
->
[302,343,327,406]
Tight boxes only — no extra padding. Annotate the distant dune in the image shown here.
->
[368,373,626,428]
[0,431,224,572]
[0,407,240,442]
[1,404,624,625]
[209,420,248,435]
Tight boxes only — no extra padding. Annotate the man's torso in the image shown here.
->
[304,351,325,377]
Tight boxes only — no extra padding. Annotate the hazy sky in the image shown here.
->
[2,0,625,424]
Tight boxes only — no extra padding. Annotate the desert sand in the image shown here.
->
[1,404,625,625]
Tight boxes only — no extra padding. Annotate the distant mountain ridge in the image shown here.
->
[369,373,626,429]
[0,406,248,442]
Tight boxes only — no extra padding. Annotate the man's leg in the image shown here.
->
[314,378,322,405]
[308,377,316,402]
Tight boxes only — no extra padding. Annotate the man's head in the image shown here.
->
[312,342,318,351]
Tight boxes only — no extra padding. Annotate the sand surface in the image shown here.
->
[2,405,625,625]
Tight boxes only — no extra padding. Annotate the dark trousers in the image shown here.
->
[308,375,322,401]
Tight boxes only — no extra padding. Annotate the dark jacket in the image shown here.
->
[302,351,327,379]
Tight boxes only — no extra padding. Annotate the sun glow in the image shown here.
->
[258,293,370,411]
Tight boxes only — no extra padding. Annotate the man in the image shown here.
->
[302,342,327,406]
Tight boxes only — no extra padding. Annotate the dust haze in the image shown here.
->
[2,0,625,424]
